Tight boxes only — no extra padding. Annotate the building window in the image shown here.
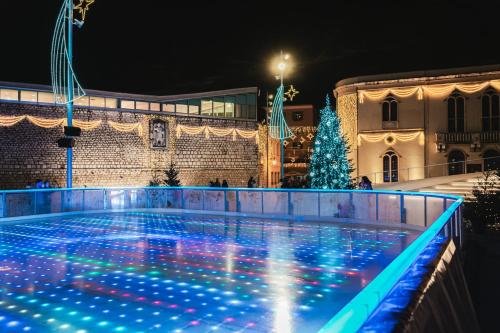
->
[150,103,161,111]
[163,103,175,112]
[382,97,398,122]
[105,98,118,109]
[90,97,106,108]
[201,99,212,116]
[176,101,188,114]
[213,97,225,117]
[120,100,135,109]
[0,89,19,101]
[188,99,200,115]
[224,96,235,118]
[37,92,55,104]
[293,112,304,121]
[20,90,37,102]
[447,93,465,133]
[482,90,500,131]
[383,151,398,182]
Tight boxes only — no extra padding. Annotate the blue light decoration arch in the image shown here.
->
[269,84,293,140]
[51,0,93,187]
[51,0,87,105]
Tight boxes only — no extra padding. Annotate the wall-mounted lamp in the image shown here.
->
[436,142,446,153]
[470,142,481,152]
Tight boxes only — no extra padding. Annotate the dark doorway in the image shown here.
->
[484,149,500,171]
[448,150,466,175]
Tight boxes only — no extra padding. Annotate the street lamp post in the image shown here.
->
[66,0,74,188]
[269,51,293,185]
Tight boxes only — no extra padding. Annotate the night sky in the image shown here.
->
[1,1,499,108]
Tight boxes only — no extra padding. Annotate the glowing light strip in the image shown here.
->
[26,115,65,128]
[357,131,424,146]
[318,197,463,333]
[0,115,26,127]
[51,0,86,105]
[176,125,258,143]
[358,80,500,103]
[0,115,121,132]
[108,120,143,136]
[269,84,293,139]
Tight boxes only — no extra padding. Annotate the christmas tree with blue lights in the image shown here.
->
[309,95,353,189]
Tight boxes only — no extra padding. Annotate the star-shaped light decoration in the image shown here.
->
[285,85,300,101]
[74,0,95,22]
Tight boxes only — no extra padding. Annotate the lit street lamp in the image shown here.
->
[269,51,293,184]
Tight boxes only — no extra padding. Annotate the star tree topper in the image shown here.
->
[74,0,95,22]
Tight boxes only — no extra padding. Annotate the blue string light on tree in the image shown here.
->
[309,95,353,189]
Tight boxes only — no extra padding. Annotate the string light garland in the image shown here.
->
[68,119,102,130]
[26,116,65,128]
[0,115,127,133]
[0,115,26,127]
[358,131,424,146]
[358,80,500,103]
[176,124,259,143]
[108,120,143,136]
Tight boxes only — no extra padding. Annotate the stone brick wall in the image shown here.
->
[0,103,259,189]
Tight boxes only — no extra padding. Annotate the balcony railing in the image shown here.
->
[357,156,499,185]
[481,131,500,143]
[437,131,499,144]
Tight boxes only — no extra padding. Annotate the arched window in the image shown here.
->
[447,92,465,133]
[383,151,398,182]
[484,149,500,171]
[448,150,466,175]
[382,97,398,122]
[481,90,500,131]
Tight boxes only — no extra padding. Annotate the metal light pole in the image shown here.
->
[278,57,286,181]
[66,0,74,188]
[268,51,293,184]
[51,0,92,188]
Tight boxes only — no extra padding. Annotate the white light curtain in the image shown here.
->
[358,80,500,103]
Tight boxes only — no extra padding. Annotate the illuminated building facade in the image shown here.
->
[283,105,316,179]
[335,65,500,184]
[0,81,260,188]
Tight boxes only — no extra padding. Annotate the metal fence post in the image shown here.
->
[82,189,86,211]
[103,190,108,210]
[33,191,38,215]
[424,196,428,227]
[224,190,228,212]
[400,194,406,224]
[236,191,240,213]
[288,191,293,216]
[181,189,185,209]
[317,192,321,218]
[261,191,264,214]
[375,193,379,222]
[2,192,7,218]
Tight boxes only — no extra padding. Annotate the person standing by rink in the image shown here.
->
[359,176,373,190]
